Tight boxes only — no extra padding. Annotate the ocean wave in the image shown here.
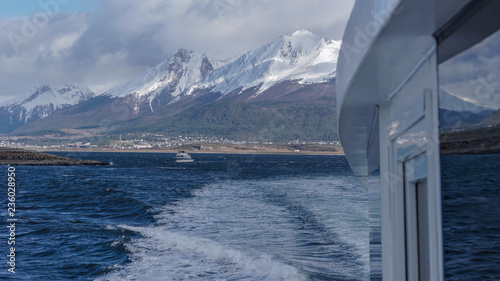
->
[98,175,369,280]
[96,225,308,281]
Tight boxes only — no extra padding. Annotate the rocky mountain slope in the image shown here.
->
[10,30,340,140]
[181,29,339,100]
[479,109,500,126]
[0,85,94,134]
[7,30,492,142]
[439,90,495,129]
[103,49,236,114]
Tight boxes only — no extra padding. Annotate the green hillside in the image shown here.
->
[115,101,338,142]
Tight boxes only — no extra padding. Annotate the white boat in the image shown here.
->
[338,0,500,280]
[175,151,194,163]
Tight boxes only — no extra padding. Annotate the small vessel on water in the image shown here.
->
[175,151,194,163]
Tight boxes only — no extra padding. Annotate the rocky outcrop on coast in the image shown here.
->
[0,148,108,166]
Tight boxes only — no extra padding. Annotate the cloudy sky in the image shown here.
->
[0,0,355,103]
[439,30,500,110]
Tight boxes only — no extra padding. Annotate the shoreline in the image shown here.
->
[0,148,109,166]
[39,143,345,156]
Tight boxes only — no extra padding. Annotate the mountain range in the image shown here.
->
[2,30,340,141]
[0,85,95,134]
[438,90,495,129]
[1,29,496,141]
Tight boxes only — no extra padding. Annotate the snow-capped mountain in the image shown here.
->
[85,29,340,117]
[104,49,236,113]
[0,85,95,133]
[184,29,340,99]
[439,90,496,129]
[7,30,341,136]
[439,90,494,114]
[7,30,499,140]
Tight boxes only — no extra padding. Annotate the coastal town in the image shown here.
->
[0,133,341,153]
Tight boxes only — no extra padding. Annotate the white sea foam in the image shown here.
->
[105,225,117,231]
[97,176,369,280]
[97,225,308,281]
[158,176,369,275]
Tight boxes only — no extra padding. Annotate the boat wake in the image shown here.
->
[98,225,307,281]
[97,175,369,280]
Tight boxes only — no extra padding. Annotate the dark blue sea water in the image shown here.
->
[1,153,369,280]
[441,154,500,281]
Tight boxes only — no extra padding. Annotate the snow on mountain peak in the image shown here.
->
[89,30,339,110]
[439,90,495,114]
[0,84,95,123]
[2,84,94,108]
[186,30,341,97]
[104,49,233,102]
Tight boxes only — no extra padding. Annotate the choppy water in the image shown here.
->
[441,154,500,280]
[1,153,369,280]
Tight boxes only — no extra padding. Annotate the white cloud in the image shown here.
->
[49,29,85,57]
[439,30,500,109]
